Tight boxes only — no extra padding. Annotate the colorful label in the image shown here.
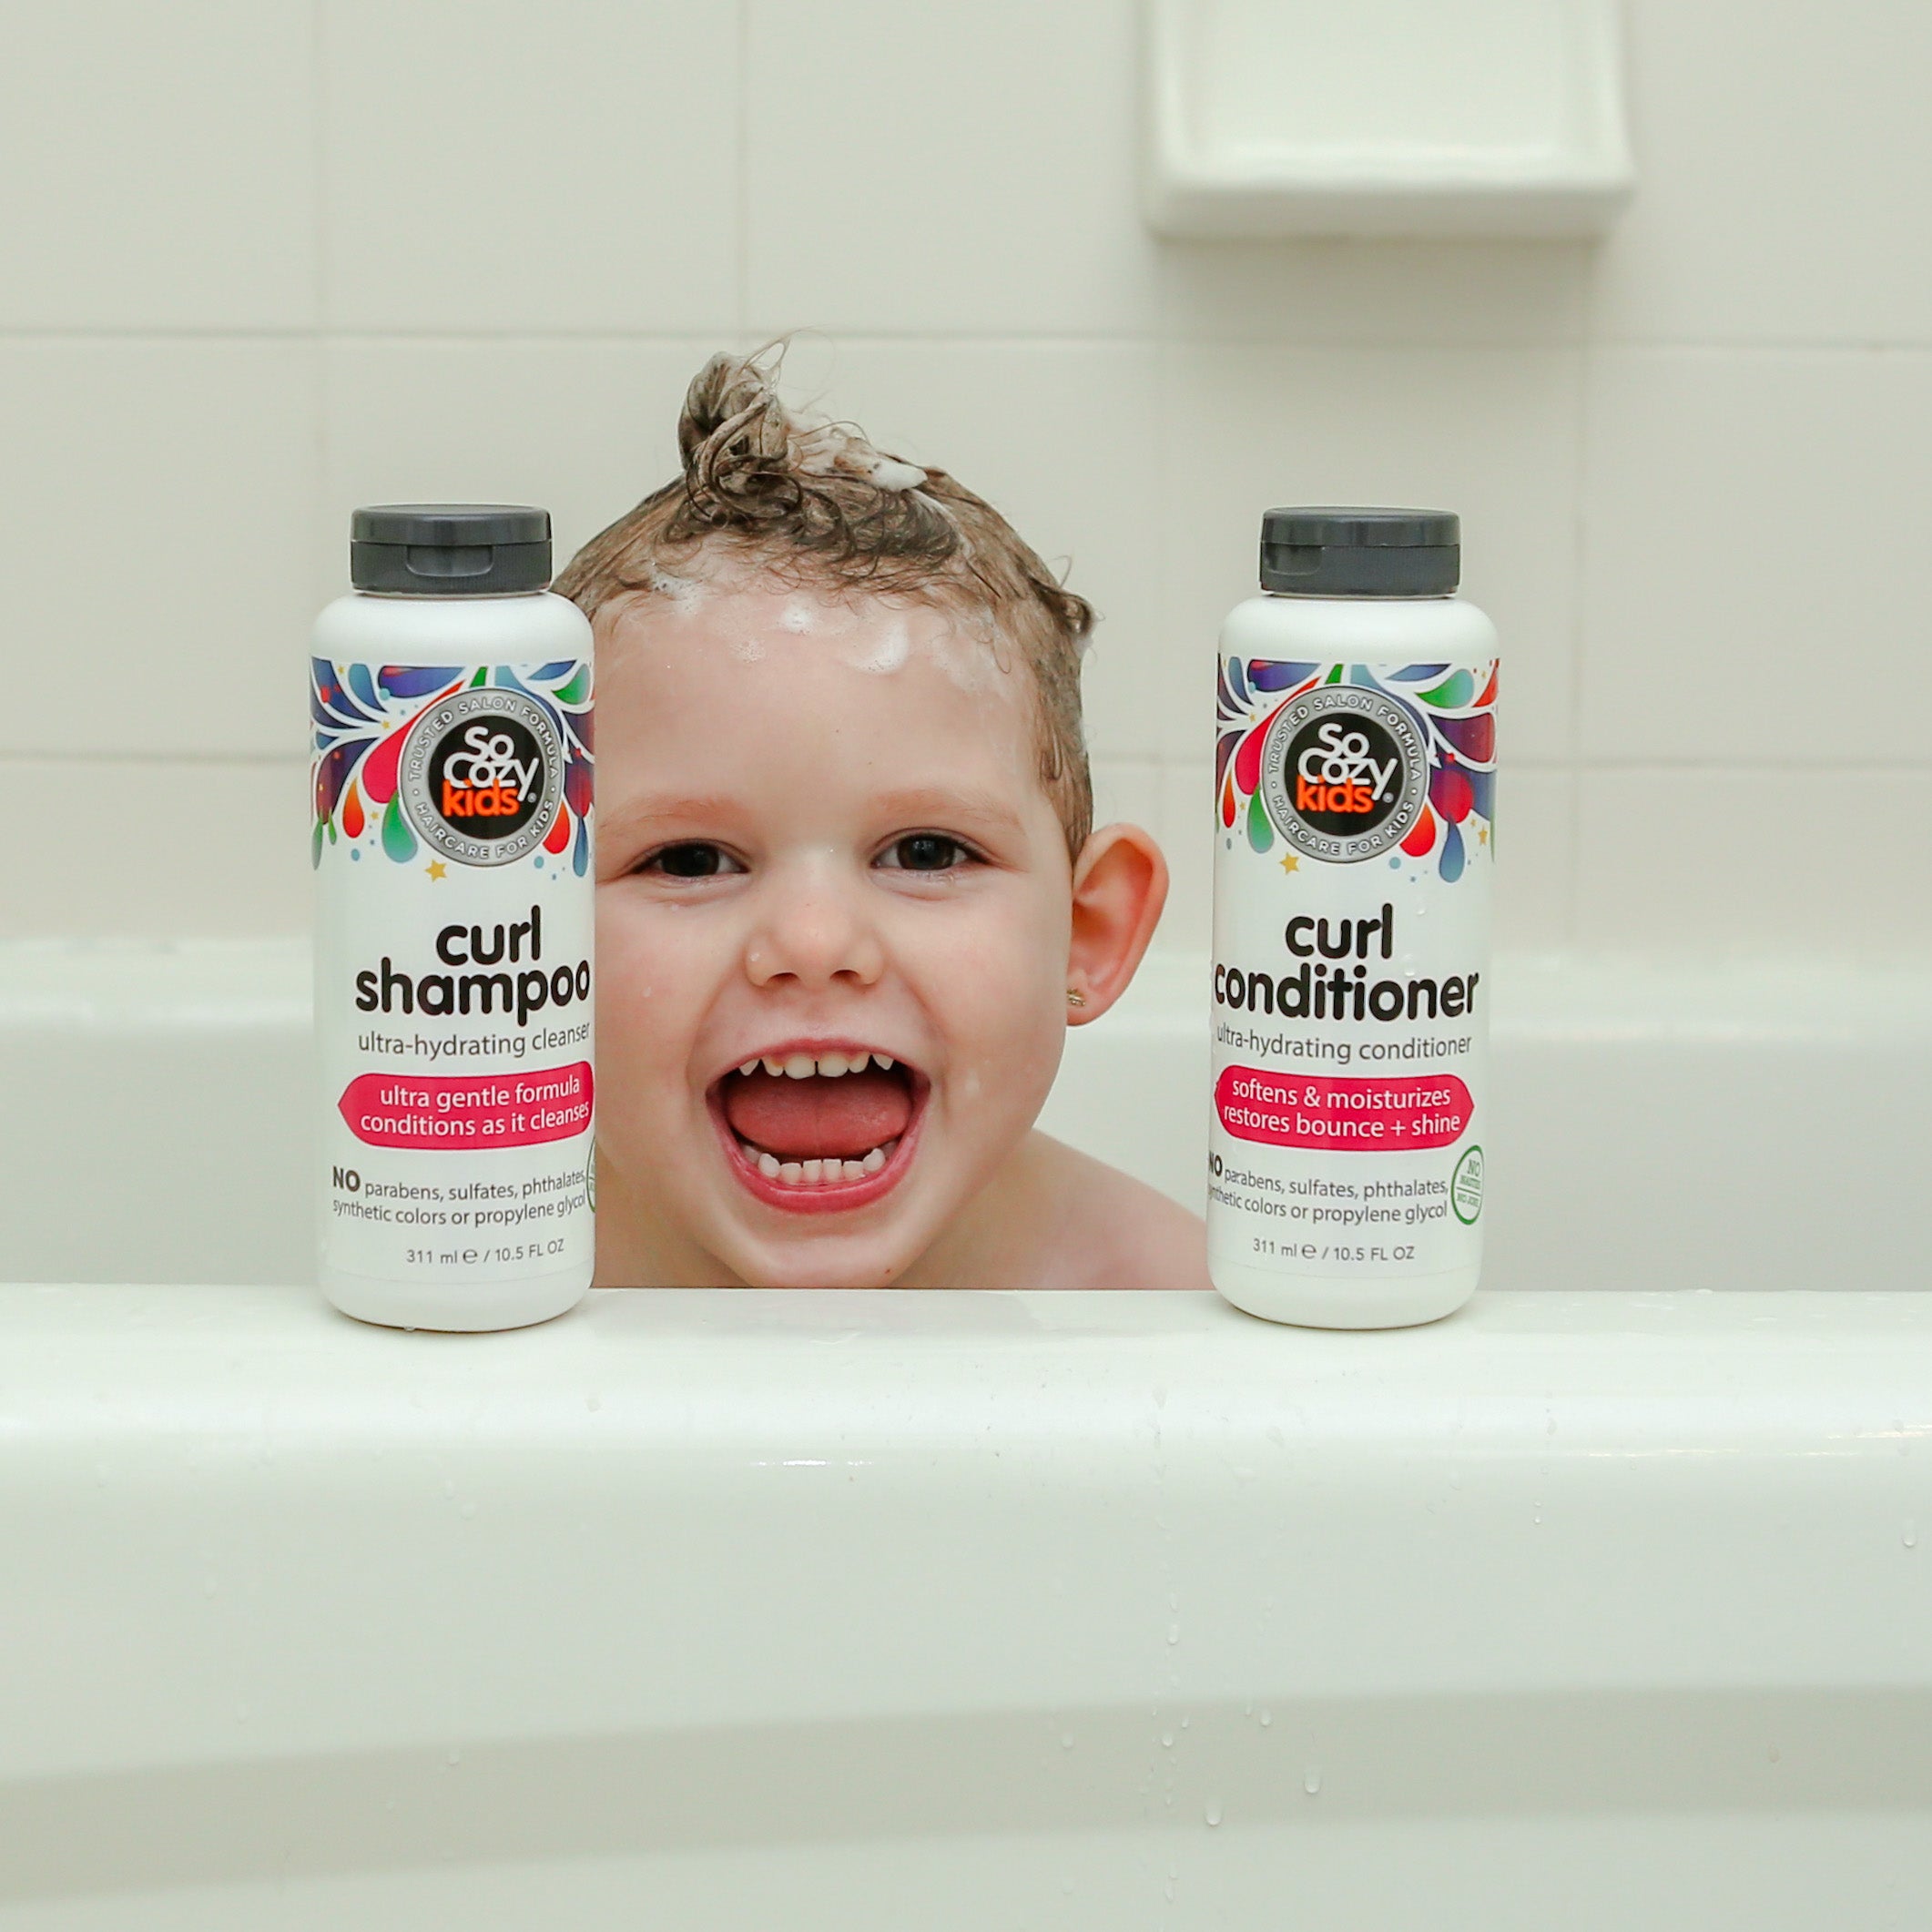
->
[1209,656,1495,1285]
[311,658,595,1288]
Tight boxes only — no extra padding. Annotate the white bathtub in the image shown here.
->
[4,941,1929,1293]
[2,943,1930,1928]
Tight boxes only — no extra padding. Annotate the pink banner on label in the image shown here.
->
[340,1063,594,1150]
[1216,1066,1472,1152]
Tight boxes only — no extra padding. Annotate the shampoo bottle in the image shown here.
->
[311,505,595,1330]
[1209,509,1496,1328]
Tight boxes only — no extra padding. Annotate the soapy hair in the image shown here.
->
[555,348,1094,857]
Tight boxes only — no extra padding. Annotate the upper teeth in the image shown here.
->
[738,1051,894,1079]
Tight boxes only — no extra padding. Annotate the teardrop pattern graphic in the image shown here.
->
[1418,669,1474,708]
[1466,766,1494,823]
[379,666,459,699]
[564,750,593,823]
[360,725,405,805]
[544,805,572,855]
[1435,710,1494,765]
[1215,653,1496,883]
[1246,788,1273,853]
[1430,764,1473,824]
[381,793,416,862]
[572,813,591,878]
[1215,728,1239,791]
[310,656,593,869]
[1249,659,1318,692]
[1233,704,1280,797]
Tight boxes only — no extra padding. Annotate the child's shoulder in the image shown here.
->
[1025,1133,1209,1291]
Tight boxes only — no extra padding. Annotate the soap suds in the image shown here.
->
[646,567,707,615]
[845,614,911,676]
[868,455,928,493]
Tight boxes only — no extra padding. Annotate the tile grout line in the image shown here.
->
[735,0,750,341]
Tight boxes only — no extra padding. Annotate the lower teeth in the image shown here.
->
[749,1140,896,1185]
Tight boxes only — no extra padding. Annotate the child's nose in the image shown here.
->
[743,861,886,991]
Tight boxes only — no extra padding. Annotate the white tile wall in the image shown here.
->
[320,0,739,333]
[0,3,317,330]
[3,0,1927,959]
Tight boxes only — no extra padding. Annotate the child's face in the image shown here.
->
[594,578,1075,1286]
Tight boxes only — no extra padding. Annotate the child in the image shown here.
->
[557,350,1205,1289]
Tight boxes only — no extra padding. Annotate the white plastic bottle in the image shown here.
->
[311,506,595,1330]
[1208,509,1496,1328]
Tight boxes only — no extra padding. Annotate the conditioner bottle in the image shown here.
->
[312,506,595,1330]
[1209,509,1495,1328]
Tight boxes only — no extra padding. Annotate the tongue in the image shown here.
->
[722,1068,911,1161]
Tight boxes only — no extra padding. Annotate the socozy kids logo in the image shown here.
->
[1259,687,1428,864]
[400,688,564,868]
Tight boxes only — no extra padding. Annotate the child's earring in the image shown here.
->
[1066,987,1087,1008]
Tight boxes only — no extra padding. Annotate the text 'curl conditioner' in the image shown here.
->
[1209,509,1495,1329]
[312,506,595,1331]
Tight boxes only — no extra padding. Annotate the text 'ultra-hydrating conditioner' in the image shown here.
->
[1210,509,1496,1329]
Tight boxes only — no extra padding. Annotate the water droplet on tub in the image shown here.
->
[1167,1622,1180,1644]
[445,1748,462,1768]
[1768,1744,1781,1764]
[1181,1714,1190,1729]
[1061,1731,1074,1750]
[1167,1590,1178,1611]
[1205,1797,1223,1826]
[1161,1731,1174,1748]
[1905,1522,1918,1549]
[1304,1768,1322,1795]
[1259,1707,1272,1727]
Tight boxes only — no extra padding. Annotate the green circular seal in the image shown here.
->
[1451,1144,1485,1225]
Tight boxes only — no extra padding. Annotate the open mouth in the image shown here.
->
[709,1046,923,1214]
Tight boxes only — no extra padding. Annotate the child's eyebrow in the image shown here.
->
[600,795,748,842]
[868,788,1029,837]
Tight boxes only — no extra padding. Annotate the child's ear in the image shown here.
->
[1065,822,1168,1026]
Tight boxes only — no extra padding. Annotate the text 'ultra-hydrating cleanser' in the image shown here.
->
[311,506,595,1331]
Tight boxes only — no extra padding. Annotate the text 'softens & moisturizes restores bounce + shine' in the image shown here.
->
[312,506,595,1330]
[1209,508,1496,1328]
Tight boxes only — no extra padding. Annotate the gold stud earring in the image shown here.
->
[1066,988,1087,1008]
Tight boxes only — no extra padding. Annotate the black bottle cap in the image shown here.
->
[1260,506,1459,597]
[350,503,552,595]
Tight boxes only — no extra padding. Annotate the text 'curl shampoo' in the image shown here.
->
[1209,509,1496,1329]
[312,506,595,1331]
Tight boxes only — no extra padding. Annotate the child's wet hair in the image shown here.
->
[556,348,1095,858]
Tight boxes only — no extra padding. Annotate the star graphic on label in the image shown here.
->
[1278,854,1299,874]
[425,860,447,880]
[1478,828,1489,845]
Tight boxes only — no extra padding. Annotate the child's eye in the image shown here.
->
[876,833,976,873]
[639,842,746,879]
